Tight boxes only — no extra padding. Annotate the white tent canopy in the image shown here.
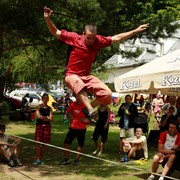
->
[114,49,180,96]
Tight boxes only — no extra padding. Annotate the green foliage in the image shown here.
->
[0,0,179,90]
[118,47,144,61]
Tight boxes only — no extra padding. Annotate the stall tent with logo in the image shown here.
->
[114,49,180,96]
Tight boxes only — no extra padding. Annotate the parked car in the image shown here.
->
[8,89,41,109]
[4,95,21,110]
[50,89,66,97]
[47,91,66,101]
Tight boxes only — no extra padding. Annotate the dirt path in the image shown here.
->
[1,163,179,180]
[0,164,99,180]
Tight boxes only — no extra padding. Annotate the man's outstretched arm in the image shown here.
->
[44,6,61,39]
[111,24,149,43]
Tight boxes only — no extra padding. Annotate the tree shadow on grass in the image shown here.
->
[2,115,171,180]
[12,131,146,180]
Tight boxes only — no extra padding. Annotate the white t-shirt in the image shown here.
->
[164,133,177,150]
[125,135,148,159]
[0,134,9,149]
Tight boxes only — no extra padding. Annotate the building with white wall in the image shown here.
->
[104,21,180,84]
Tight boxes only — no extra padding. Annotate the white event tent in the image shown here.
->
[114,49,180,96]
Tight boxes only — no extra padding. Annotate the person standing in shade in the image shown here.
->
[60,96,90,166]
[43,6,149,121]
[152,92,164,122]
[159,106,177,132]
[139,95,145,108]
[22,97,35,121]
[33,93,53,165]
[92,104,110,156]
[117,94,138,155]
[21,93,29,110]
[162,96,177,116]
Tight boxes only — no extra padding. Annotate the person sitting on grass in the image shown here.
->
[121,127,148,162]
[0,123,22,167]
[147,121,180,180]
[60,96,90,166]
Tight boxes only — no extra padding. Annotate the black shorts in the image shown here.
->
[64,128,86,147]
[92,126,109,143]
[131,148,145,160]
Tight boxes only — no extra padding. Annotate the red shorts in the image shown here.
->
[65,75,112,104]
[35,124,51,143]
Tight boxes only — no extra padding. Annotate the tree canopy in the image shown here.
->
[0,0,179,97]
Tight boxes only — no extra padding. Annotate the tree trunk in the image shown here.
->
[0,4,5,102]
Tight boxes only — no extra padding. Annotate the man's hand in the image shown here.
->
[135,23,149,33]
[44,6,53,18]
[104,124,108,129]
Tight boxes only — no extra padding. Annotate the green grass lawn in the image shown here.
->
[0,111,175,180]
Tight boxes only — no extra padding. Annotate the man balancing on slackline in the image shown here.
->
[44,6,149,121]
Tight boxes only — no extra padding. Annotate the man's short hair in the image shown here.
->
[84,25,97,34]
[135,127,143,132]
[125,94,132,99]
[169,120,179,129]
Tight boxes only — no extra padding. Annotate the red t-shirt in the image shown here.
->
[60,30,112,76]
[158,131,180,149]
[66,101,90,129]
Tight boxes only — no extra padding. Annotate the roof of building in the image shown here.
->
[104,20,180,69]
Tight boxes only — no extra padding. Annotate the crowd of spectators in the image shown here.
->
[0,92,179,180]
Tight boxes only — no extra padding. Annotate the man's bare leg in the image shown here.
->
[76,146,83,161]
[128,146,138,158]
[78,89,100,115]
[78,90,93,111]
[151,154,161,174]
[119,138,124,153]
[0,147,10,160]
[91,99,100,108]
[161,154,176,178]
